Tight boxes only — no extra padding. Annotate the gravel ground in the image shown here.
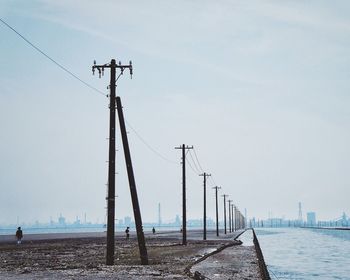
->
[0,230,260,279]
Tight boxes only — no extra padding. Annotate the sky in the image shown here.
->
[0,0,349,225]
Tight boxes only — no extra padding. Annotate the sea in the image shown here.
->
[255,227,350,280]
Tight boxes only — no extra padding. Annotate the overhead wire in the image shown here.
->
[209,175,217,187]
[185,157,202,184]
[0,18,184,166]
[193,147,205,173]
[191,147,218,188]
[188,150,201,174]
[125,119,178,165]
[0,17,107,97]
[1,18,221,188]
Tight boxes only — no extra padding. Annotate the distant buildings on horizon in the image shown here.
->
[249,211,350,228]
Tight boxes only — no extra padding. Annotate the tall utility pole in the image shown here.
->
[228,200,233,233]
[199,172,211,240]
[175,144,193,245]
[116,96,148,265]
[92,59,132,265]
[222,194,228,234]
[212,186,221,236]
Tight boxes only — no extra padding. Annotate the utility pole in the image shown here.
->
[212,186,221,236]
[116,96,148,265]
[175,144,193,245]
[228,200,233,233]
[222,194,228,234]
[199,172,211,240]
[231,204,234,232]
[234,205,237,231]
[92,59,132,265]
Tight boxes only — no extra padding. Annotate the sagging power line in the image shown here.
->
[0,17,106,97]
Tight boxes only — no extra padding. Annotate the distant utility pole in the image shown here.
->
[175,144,193,245]
[199,172,211,240]
[92,59,132,266]
[212,186,221,236]
[231,204,234,231]
[234,205,237,231]
[222,194,228,234]
[228,200,233,233]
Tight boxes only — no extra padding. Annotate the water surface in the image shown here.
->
[255,227,350,280]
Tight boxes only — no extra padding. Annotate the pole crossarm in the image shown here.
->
[92,60,133,79]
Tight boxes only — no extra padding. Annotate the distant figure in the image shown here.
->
[152,227,156,234]
[15,227,23,244]
[180,227,183,233]
[125,227,130,239]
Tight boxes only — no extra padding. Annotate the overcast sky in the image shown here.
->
[1,0,349,225]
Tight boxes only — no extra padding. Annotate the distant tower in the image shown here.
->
[158,203,162,226]
[298,202,303,223]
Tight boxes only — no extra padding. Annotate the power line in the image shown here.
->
[209,175,217,187]
[193,148,205,173]
[125,119,178,165]
[0,17,107,97]
[188,150,201,174]
[185,157,199,176]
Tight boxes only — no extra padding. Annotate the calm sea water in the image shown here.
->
[255,227,350,280]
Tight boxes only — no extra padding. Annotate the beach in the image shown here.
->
[0,229,260,279]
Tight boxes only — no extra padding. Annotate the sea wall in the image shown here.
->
[252,228,270,280]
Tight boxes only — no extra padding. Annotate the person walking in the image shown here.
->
[15,227,23,244]
[152,227,156,234]
[125,227,130,240]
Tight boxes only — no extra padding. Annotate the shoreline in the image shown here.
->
[0,229,262,279]
[0,229,236,244]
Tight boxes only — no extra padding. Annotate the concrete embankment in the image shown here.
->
[187,229,263,279]
[252,228,270,280]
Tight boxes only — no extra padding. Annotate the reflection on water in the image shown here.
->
[255,228,350,280]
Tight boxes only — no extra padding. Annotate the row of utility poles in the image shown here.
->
[175,144,246,245]
[92,58,246,266]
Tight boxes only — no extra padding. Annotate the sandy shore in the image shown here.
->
[0,229,260,279]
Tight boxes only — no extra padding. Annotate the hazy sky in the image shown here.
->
[1,0,349,225]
